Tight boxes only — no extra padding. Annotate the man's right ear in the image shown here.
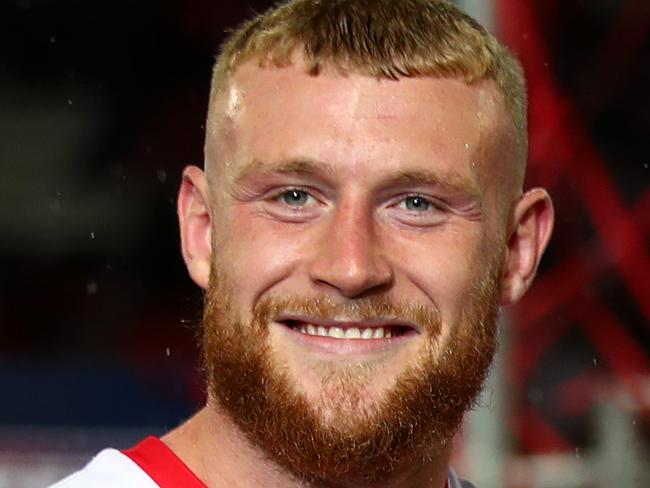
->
[177,165,212,290]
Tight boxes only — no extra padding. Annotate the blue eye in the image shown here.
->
[404,196,432,211]
[282,189,310,206]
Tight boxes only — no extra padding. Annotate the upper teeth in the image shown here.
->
[297,324,392,339]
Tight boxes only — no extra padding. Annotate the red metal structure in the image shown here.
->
[497,0,650,454]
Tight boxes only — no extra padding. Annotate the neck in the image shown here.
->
[162,403,452,488]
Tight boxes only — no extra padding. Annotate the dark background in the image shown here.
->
[1,0,648,466]
[0,0,282,429]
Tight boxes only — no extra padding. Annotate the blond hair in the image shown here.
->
[208,0,527,162]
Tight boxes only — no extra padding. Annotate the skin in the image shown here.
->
[166,61,554,488]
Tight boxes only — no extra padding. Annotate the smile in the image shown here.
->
[292,323,399,339]
[276,313,420,340]
[273,314,422,354]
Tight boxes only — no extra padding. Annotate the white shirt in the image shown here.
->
[49,449,159,488]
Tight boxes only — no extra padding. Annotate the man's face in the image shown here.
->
[201,62,510,480]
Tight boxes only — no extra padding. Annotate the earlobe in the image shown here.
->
[177,165,212,289]
[500,188,554,305]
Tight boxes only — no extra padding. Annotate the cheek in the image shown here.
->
[388,225,487,321]
[215,208,309,304]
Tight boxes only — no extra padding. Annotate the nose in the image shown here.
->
[307,199,394,298]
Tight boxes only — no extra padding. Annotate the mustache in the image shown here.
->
[253,295,442,336]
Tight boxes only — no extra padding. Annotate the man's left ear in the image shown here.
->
[500,188,554,305]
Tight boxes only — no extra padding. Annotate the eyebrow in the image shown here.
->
[232,157,337,184]
[381,169,480,197]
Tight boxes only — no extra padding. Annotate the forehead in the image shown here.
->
[209,62,505,189]
[225,61,501,126]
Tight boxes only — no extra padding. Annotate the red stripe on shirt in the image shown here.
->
[123,436,207,488]
[124,436,451,488]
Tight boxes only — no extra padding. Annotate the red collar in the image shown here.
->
[124,436,450,488]
[123,436,207,488]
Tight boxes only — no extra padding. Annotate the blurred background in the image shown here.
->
[0,0,648,486]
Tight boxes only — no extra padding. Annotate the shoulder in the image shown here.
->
[49,448,159,488]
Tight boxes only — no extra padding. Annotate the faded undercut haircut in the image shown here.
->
[207,0,528,163]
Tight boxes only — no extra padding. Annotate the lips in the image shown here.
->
[274,313,420,353]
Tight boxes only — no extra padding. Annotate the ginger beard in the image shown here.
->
[202,254,502,482]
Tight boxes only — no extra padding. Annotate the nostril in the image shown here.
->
[306,240,394,297]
